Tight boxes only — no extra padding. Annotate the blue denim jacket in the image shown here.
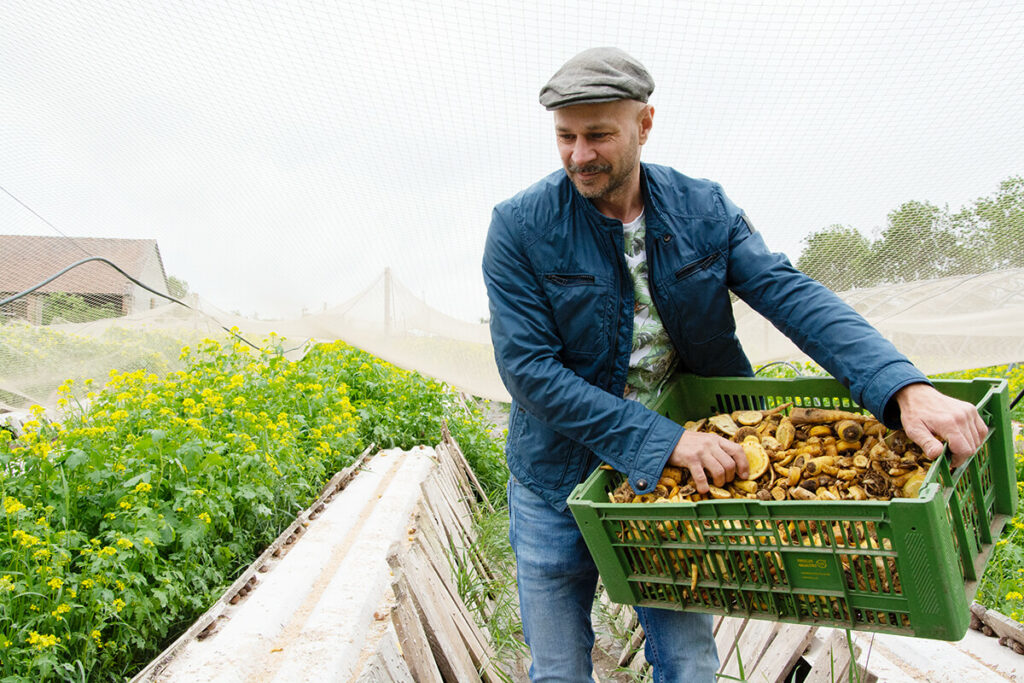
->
[483,163,927,511]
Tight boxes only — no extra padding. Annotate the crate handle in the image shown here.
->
[939,424,996,490]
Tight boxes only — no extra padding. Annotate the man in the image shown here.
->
[482,47,987,682]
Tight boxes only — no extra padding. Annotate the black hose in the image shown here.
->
[3,256,180,308]
[0,256,308,353]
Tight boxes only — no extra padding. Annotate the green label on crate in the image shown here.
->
[783,553,841,589]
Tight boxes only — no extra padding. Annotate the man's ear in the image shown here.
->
[638,104,654,145]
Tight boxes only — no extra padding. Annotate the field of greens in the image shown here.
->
[0,335,505,681]
[2,321,1022,680]
[0,323,191,411]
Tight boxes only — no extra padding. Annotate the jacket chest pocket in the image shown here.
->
[662,252,734,345]
[541,273,611,358]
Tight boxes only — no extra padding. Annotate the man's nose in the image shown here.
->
[571,139,597,166]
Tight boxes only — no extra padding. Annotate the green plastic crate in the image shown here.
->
[568,375,1017,640]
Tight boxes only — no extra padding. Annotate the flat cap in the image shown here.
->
[539,47,654,110]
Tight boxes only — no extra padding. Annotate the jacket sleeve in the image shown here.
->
[482,205,682,494]
[719,188,929,426]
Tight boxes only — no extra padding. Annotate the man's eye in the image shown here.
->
[558,134,575,142]
[589,133,608,141]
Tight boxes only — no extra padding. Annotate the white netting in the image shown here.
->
[2,1,1023,408]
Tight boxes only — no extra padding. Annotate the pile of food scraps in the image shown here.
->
[609,405,934,504]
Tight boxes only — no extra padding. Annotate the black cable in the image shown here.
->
[0,256,309,354]
[1,184,312,355]
[1010,386,1023,412]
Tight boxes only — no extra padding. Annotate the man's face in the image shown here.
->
[553,99,652,201]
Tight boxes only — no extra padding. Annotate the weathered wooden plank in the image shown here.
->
[617,622,646,668]
[389,567,444,683]
[354,656,394,683]
[431,459,478,541]
[411,535,491,642]
[720,619,780,679]
[401,544,501,683]
[412,508,457,588]
[388,471,497,681]
[422,477,467,545]
[392,479,497,679]
[971,601,1024,650]
[749,625,816,683]
[407,542,497,672]
[803,629,855,683]
[375,626,416,683]
[441,422,495,513]
[626,645,649,677]
[435,440,478,511]
[416,503,496,623]
[714,616,748,673]
[423,476,492,593]
[434,447,477,519]
[419,480,462,556]
[394,565,480,682]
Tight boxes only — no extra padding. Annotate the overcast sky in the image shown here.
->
[2,0,1023,321]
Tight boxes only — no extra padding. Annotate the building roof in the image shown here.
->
[0,235,168,296]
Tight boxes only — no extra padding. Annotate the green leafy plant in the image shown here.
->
[0,335,505,680]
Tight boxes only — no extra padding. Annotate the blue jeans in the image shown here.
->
[508,476,719,683]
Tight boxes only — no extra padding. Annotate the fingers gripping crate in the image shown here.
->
[567,375,1017,641]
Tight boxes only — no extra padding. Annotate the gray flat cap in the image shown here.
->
[539,47,654,110]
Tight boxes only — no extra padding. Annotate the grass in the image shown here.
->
[452,502,527,682]
[0,337,508,680]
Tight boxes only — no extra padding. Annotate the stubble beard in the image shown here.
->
[567,138,641,202]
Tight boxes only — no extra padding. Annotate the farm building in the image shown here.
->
[0,235,170,324]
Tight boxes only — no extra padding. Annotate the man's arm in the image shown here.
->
[894,383,988,467]
[720,189,986,466]
[483,206,693,495]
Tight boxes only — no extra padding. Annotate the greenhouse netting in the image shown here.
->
[2,0,1023,407]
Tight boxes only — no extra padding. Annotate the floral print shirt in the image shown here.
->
[622,212,677,404]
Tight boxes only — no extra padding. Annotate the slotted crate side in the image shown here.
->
[568,375,1015,641]
[574,470,962,638]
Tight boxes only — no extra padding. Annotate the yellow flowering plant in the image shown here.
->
[0,334,504,678]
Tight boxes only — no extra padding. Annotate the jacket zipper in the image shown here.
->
[674,252,720,280]
[609,229,630,395]
[543,273,596,286]
[650,222,689,370]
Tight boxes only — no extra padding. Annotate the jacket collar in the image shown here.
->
[569,163,668,239]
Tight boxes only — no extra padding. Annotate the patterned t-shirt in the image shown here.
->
[622,212,677,404]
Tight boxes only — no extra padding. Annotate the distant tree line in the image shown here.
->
[796,175,1024,291]
[167,275,189,299]
[41,293,121,324]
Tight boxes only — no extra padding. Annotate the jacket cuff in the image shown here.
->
[859,361,931,429]
[628,414,685,494]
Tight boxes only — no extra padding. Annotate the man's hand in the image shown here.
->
[668,430,749,494]
[895,383,988,468]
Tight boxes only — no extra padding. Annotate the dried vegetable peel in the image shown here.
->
[606,404,937,504]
